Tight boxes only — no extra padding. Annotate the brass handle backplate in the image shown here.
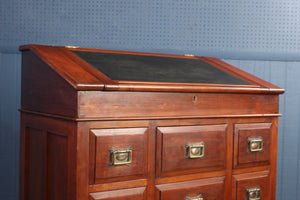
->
[110,147,132,165]
[186,142,205,159]
[185,194,203,200]
[246,186,261,200]
[248,137,263,152]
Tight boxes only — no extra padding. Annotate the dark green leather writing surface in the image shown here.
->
[73,51,250,85]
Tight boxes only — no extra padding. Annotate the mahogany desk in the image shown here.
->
[19,44,284,200]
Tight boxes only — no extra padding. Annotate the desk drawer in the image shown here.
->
[156,177,225,200]
[234,123,272,168]
[233,171,269,200]
[157,125,227,176]
[89,128,148,183]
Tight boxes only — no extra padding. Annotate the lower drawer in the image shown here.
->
[156,177,225,200]
[233,171,269,200]
[89,187,146,200]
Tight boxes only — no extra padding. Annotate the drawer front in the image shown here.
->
[157,125,227,176]
[233,171,269,200]
[156,177,225,200]
[90,128,148,183]
[234,123,272,168]
[89,187,146,200]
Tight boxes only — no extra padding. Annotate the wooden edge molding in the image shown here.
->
[103,83,283,94]
[19,109,282,122]
[89,179,147,193]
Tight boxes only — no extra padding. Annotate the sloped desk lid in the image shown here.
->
[20,44,284,94]
[72,50,249,85]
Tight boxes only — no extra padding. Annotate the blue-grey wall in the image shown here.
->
[0,53,21,200]
[1,1,300,200]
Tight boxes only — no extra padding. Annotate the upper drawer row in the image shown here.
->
[89,123,273,184]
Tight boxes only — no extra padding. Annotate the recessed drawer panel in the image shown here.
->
[157,125,227,176]
[234,123,272,168]
[156,177,225,200]
[90,128,148,183]
[233,171,269,200]
[89,187,146,200]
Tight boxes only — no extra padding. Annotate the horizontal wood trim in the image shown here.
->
[89,187,146,200]
[20,109,282,122]
[116,81,260,88]
[73,82,284,94]
[156,176,225,190]
[232,166,270,175]
[74,82,284,94]
[88,179,147,193]
[75,114,282,121]
[233,170,270,180]
[155,177,225,200]
[102,83,284,94]
[155,171,226,185]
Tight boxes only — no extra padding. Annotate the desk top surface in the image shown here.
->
[72,50,249,85]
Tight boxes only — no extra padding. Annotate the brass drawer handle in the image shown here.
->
[246,186,261,200]
[185,194,203,200]
[248,137,263,152]
[110,147,132,165]
[186,142,205,159]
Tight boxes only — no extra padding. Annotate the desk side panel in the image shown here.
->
[19,113,77,200]
[21,50,77,117]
